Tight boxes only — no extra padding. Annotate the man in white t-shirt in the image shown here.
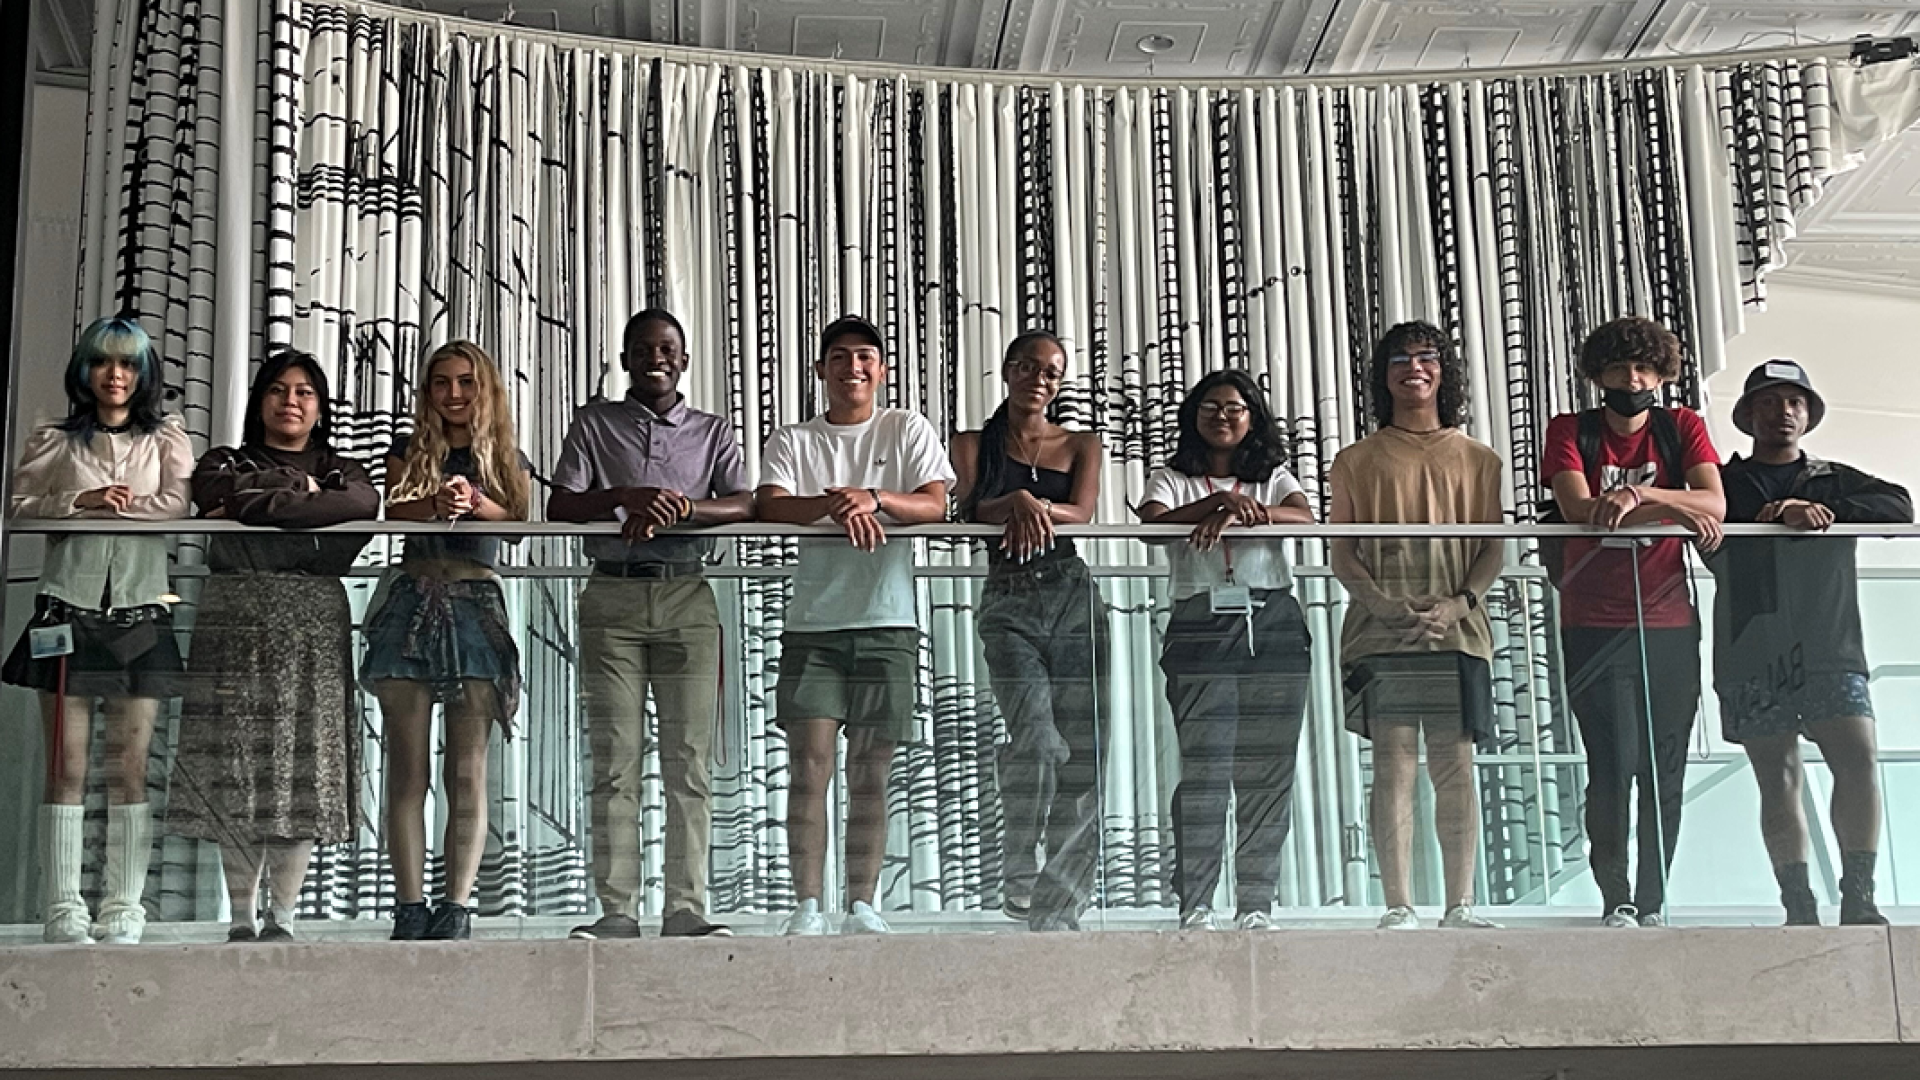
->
[756,315,954,935]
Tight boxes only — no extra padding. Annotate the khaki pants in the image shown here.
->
[580,576,721,919]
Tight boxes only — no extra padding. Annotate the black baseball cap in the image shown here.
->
[820,315,885,358]
[1732,359,1825,436]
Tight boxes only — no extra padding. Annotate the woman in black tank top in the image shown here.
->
[949,331,1107,931]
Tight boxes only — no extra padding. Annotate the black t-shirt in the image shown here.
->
[1726,455,1805,522]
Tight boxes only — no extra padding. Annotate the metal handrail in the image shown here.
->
[11,519,1920,539]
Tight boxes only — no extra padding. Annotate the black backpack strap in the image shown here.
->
[1648,407,1684,489]
[1575,409,1605,481]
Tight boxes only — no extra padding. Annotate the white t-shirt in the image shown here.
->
[1141,466,1305,599]
[760,408,956,632]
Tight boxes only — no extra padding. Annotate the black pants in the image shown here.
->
[1563,624,1701,916]
[1162,590,1312,915]
[979,557,1108,925]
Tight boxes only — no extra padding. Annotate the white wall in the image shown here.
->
[1706,280,1920,497]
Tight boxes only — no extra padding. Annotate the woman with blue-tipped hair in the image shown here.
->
[4,316,194,945]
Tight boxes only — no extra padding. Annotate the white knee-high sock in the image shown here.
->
[39,804,86,917]
[101,803,153,917]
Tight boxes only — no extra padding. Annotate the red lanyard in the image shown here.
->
[1206,477,1242,577]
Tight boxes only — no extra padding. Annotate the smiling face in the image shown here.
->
[817,333,886,412]
[1747,386,1809,450]
[427,354,478,428]
[1385,342,1443,414]
[262,365,320,448]
[89,355,139,414]
[1004,338,1067,412]
[1195,383,1252,454]
[624,317,687,400]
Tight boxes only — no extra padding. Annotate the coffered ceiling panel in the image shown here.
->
[1637,1,1920,57]
[1311,1,1637,73]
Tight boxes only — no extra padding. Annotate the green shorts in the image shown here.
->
[774,628,921,745]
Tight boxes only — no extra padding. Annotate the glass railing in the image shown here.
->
[1,521,1915,940]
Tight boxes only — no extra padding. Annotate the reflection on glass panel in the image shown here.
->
[3,525,1919,939]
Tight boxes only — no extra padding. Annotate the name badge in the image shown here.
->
[30,624,75,659]
[1209,584,1253,615]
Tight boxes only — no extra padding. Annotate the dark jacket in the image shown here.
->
[191,444,379,576]
[1708,454,1912,697]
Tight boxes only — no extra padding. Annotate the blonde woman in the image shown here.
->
[361,341,531,941]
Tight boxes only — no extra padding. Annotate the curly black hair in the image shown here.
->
[1368,321,1467,431]
[1168,369,1292,483]
[1577,316,1682,382]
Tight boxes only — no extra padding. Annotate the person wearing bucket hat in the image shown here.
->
[1541,316,1725,931]
[1710,359,1911,926]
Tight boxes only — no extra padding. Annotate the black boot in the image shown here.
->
[1839,851,1888,927]
[424,901,472,940]
[391,901,431,941]
[1774,862,1820,927]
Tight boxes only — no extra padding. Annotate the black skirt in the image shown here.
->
[2,594,185,699]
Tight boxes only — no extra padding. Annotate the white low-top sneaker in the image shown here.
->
[1439,904,1501,930]
[1179,905,1219,931]
[1602,904,1641,928]
[1378,905,1421,930]
[781,899,829,936]
[840,900,891,935]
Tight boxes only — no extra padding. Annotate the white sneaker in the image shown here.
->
[840,900,891,935]
[1637,910,1667,928]
[1439,904,1501,930]
[43,904,91,945]
[1234,911,1274,931]
[1602,904,1640,928]
[92,904,147,945]
[1378,905,1420,930]
[1179,906,1219,931]
[780,899,828,936]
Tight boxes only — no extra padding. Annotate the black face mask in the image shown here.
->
[1603,386,1659,417]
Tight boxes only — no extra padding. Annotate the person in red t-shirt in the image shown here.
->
[1541,316,1725,929]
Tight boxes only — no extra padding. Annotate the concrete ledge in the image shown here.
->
[0,928,1911,1073]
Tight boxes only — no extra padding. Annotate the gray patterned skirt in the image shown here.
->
[168,573,359,846]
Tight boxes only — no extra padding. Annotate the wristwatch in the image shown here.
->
[1454,589,1479,611]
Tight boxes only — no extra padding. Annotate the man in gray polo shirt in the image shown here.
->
[550,309,754,938]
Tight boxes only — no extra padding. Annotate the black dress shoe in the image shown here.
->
[569,913,643,940]
[226,925,258,943]
[424,901,472,941]
[660,909,732,938]
[391,901,431,941]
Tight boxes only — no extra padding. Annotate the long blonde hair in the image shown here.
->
[388,340,530,519]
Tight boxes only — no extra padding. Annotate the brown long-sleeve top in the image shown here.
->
[191,443,379,576]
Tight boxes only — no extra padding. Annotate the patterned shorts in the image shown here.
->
[1719,672,1874,744]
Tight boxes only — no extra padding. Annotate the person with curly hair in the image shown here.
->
[1330,321,1506,931]
[362,340,532,941]
[1542,315,1724,929]
[1137,369,1315,932]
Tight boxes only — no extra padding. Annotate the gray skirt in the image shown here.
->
[1341,651,1497,749]
[169,573,360,846]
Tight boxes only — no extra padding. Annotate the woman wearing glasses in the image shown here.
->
[1136,370,1315,931]
[1329,322,1505,931]
[951,331,1107,931]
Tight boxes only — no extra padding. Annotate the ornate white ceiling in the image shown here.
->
[29,0,1920,292]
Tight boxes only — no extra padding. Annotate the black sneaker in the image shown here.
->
[391,901,431,941]
[661,910,733,938]
[423,901,472,940]
[258,917,295,942]
[569,913,643,940]
[226,925,258,943]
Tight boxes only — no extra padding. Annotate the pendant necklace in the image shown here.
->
[1012,427,1040,482]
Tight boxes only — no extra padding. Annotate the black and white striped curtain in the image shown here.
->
[60,0,1920,922]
